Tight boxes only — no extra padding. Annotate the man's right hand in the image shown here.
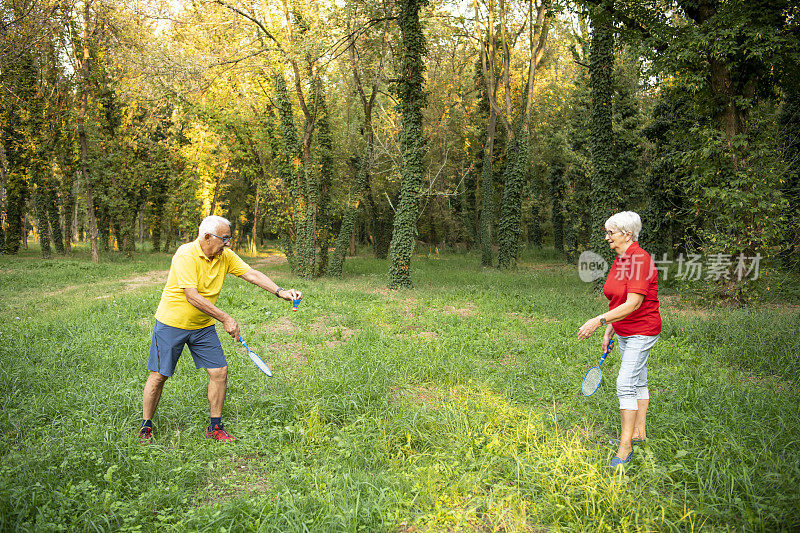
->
[223,316,240,340]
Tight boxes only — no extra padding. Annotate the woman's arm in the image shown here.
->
[577,292,645,340]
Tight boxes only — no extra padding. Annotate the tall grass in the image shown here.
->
[1,245,798,531]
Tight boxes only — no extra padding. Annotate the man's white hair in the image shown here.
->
[198,215,231,239]
[604,211,642,241]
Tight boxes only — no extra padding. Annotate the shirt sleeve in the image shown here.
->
[173,251,199,289]
[225,250,251,277]
[626,252,653,295]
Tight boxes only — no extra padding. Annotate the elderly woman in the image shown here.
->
[577,211,661,468]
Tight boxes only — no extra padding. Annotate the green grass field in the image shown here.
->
[1,245,798,532]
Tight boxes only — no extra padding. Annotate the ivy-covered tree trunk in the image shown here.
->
[46,179,64,254]
[529,183,543,248]
[388,0,428,289]
[33,179,52,258]
[77,0,99,262]
[329,156,367,277]
[314,84,333,277]
[274,72,304,275]
[0,139,7,253]
[479,108,497,266]
[2,106,28,255]
[497,129,529,269]
[57,124,77,255]
[588,16,618,265]
[2,49,38,255]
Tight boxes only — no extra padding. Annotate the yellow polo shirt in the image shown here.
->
[154,240,251,330]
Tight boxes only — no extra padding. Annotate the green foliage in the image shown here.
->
[497,132,529,269]
[388,0,429,289]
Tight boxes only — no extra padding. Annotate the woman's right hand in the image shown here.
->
[602,328,614,353]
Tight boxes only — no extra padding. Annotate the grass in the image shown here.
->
[1,243,799,532]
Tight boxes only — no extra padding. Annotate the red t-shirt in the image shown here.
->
[602,242,662,336]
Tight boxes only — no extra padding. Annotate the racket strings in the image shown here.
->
[582,368,602,395]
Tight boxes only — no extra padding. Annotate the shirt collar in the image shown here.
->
[618,241,640,262]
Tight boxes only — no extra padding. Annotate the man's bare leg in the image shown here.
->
[143,371,169,420]
[207,366,228,418]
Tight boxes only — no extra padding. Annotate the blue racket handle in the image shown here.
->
[598,338,614,367]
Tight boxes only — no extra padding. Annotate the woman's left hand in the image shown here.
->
[577,316,602,340]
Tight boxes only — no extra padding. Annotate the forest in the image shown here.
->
[1,0,799,292]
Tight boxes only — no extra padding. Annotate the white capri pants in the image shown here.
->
[615,334,659,410]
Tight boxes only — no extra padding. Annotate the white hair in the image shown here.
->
[198,215,231,238]
[605,211,642,241]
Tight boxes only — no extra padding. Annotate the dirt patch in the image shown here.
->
[91,270,168,299]
[309,315,357,341]
[364,287,392,296]
[120,270,168,289]
[266,341,309,363]
[658,295,714,317]
[202,455,271,504]
[265,316,296,334]
[137,317,152,329]
[249,255,288,267]
[417,331,439,339]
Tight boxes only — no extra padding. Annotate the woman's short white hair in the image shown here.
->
[604,211,642,241]
[198,215,231,238]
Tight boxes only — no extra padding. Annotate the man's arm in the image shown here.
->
[240,268,302,301]
[184,287,240,339]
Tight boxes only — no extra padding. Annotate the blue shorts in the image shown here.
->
[148,320,228,377]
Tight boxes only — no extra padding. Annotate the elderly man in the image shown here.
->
[139,215,301,442]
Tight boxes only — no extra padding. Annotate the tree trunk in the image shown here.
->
[388,0,428,288]
[78,0,99,262]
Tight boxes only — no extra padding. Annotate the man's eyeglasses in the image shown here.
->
[210,233,232,244]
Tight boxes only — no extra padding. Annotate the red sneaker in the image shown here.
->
[138,426,152,444]
[206,424,236,442]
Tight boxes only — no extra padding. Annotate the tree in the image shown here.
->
[388,0,428,289]
[490,0,552,269]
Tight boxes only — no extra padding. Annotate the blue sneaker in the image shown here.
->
[610,450,634,468]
